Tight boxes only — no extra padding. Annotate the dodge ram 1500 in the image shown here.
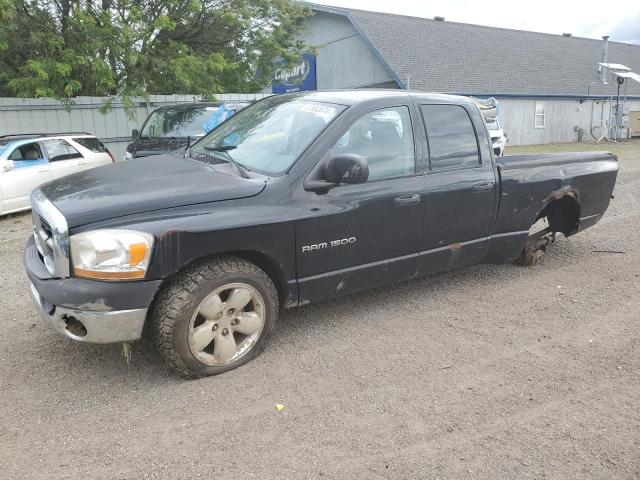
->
[24,90,618,377]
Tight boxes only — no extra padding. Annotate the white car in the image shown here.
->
[0,134,114,216]
[486,118,508,156]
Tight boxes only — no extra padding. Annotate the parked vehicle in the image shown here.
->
[124,102,250,161]
[0,133,114,216]
[486,117,508,156]
[24,91,618,378]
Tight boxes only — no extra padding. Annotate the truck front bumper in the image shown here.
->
[29,282,148,343]
[25,237,162,344]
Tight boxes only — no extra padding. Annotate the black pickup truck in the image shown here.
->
[24,90,618,377]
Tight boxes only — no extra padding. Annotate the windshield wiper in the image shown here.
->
[203,145,250,179]
[206,145,237,152]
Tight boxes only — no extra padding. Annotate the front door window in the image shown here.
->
[332,106,415,181]
[8,142,45,167]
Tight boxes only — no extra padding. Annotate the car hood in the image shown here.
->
[39,154,266,227]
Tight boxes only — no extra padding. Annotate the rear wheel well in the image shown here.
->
[540,193,581,236]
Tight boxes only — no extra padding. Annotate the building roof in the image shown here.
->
[308,4,640,98]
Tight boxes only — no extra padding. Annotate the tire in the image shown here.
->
[150,256,278,378]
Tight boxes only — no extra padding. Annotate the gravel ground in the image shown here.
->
[1,140,639,479]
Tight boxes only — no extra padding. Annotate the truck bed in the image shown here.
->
[487,151,618,262]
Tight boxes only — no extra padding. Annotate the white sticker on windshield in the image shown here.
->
[300,104,337,116]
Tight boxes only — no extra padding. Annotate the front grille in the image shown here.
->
[32,211,55,273]
[40,218,52,238]
[30,189,70,278]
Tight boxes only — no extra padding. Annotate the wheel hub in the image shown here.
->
[187,283,265,366]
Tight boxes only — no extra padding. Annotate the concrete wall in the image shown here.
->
[0,93,270,160]
[497,97,640,145]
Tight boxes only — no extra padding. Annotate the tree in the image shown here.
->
[0,0,309,107]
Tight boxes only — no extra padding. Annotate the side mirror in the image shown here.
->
[132,129,139,140]
[325,154,369,185]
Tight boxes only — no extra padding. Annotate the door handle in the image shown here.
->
[38,167,50,173]
[393,193,421,205]
[471,182,494,192]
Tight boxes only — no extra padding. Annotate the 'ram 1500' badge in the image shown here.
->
[302,237,356,253]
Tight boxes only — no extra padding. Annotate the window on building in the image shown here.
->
[421,104,480,171]
[332,106,415,181]
[534,102,546,128]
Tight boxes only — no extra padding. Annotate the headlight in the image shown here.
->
[70,229,154,280]
[123,151,133,161]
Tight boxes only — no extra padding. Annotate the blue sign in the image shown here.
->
[272,53,317,94]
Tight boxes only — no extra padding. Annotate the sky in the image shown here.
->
[310,0,640,44]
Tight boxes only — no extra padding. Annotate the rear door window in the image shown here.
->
[42,139,83,162]
[73,137,107,153]
[421,104,480,171]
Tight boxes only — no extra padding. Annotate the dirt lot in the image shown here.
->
[1,140,639,479]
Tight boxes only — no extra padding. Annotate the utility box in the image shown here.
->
[630,111,640,137]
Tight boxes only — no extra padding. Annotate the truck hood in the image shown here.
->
[39,154,266,227]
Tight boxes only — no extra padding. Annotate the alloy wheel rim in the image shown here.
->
[188,283,265,367]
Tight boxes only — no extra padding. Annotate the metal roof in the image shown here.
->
[307,4,640,98]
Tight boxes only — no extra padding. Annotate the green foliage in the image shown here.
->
[0,0,310,110]
[0,0,12,52]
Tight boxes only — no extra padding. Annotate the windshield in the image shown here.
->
[190,96,344,175]
[141,106,221,138]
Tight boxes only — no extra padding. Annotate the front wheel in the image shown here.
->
[150,257,278,378]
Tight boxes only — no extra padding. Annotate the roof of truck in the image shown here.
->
[282,89,474,106]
